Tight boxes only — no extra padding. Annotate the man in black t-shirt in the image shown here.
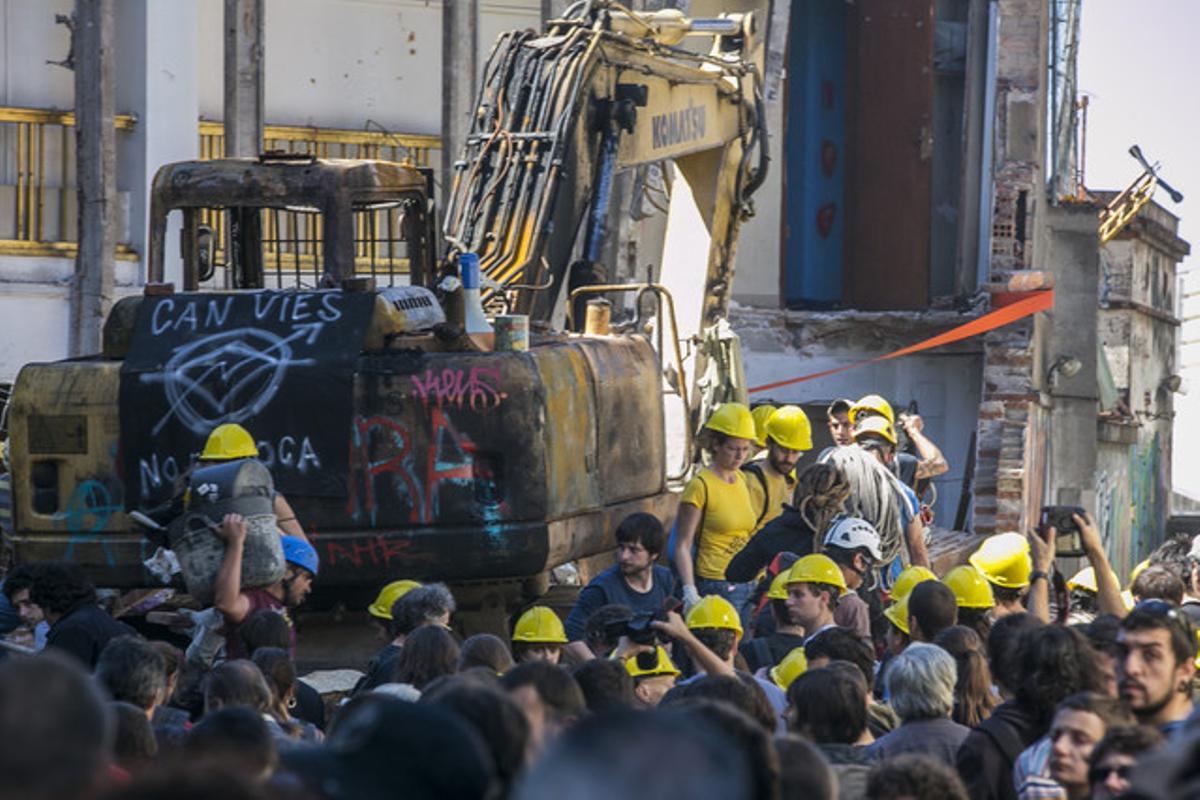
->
[31,562,138,669]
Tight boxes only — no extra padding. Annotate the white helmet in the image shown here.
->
[824,516,883,561]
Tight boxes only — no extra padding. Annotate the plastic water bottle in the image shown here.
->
[460,252,494,350]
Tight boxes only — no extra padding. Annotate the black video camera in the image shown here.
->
[603,610,664,646]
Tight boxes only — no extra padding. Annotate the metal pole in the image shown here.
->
[69,0,116,357]
[224,0,264,157]
[441,0,478,218]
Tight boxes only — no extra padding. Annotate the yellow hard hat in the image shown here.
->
[850,394,895,426]
[200,423,259,461]
[368,579,422,619]
[512,606,568,644]
[1129,559,1151,588]
[704,403,757,441]
[784,554,847,596]
[685,595,744,635]
[1067,567,1096,593]
[751,405,778,447]
[891,566,937,603]
[625,646,681,679]
[1067,566,1118,594]
[767,570,792,600]
[765,405,813,452]
[940,566,998,609]
[769,647,809,690]
[852,415,897,446]
[884,595,912,635]
[969,533,1033,589]
[942,565,995,610]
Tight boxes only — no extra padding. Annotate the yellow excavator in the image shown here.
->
[2,3,767,631]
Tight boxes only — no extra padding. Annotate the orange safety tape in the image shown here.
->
[747,289,1054,394]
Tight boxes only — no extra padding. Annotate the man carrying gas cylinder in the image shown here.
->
[174,423,318,663]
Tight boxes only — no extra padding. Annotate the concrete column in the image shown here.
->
[70,0,116,357]
[441,0,478,216]
[224,0,264,157]
[1042,203,1101,515]
[116,1,200,289]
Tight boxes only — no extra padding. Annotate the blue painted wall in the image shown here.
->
[783,0,847,309]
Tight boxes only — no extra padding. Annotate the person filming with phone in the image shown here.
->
[1024,508,1125,624]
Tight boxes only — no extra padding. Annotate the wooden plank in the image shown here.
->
[844,0,935,310]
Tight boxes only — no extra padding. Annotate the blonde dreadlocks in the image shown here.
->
[793,463,851,551]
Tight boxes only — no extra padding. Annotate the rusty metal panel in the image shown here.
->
[27,415,89,455]
[535,345,603,518]
[844,0,935,310]
[344,350,547,529]
[575,336,666,505]
[7,361,132,577]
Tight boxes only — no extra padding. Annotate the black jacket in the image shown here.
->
[955,701,1043,800]
[723,506,816,583]
[46,604,138,669]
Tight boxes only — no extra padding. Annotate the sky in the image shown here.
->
[1078,1,1198,257]
[1076,1,1200,498]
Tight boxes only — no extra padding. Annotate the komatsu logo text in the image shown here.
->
[651,102,706,150]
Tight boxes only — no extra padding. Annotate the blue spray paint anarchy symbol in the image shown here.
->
[57,480,122,566]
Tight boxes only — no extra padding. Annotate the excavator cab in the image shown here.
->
[146,153,439,292]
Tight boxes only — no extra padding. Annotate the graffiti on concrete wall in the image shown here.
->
[1130,432,1166,557]
[1096,469,1115,545]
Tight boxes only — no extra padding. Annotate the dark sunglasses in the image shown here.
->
[1088,763,1131,784]
[1131,599,1194,635]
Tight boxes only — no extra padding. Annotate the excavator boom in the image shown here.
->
[443,3,767,345]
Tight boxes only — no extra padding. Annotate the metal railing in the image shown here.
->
[197,121,441,285]
[0,106,138,259]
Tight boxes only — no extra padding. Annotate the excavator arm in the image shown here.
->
[442,4,767,343]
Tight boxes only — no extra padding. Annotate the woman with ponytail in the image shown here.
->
[933,625,998,728]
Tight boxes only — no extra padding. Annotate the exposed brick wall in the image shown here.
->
[972,0,1047,534]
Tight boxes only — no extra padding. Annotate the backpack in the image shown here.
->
[667,471,713,569]
[749,550,802,619]
[741,462,772,528]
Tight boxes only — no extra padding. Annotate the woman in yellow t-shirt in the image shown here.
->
[674,403,759,625]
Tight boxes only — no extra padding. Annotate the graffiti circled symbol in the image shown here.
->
[141,327,316,436]
[61,480,121,535]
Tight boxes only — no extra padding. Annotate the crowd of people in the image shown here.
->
[2,400,1200,799]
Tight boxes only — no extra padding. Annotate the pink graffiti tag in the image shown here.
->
[324,536,410,569]
[410,366,506,411]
